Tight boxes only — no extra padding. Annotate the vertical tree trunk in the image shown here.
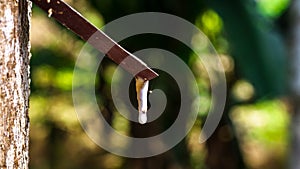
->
[288,0,300,168]
[0,0,31,168]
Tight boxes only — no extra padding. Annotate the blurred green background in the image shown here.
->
[29,0,291,168]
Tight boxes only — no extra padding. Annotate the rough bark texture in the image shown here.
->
[0,0,31,168]
[289,0,300,169]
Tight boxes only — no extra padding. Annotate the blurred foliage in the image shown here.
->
[231,100,289,169]
[29,0,291,169]
[206,0,287,99]
[257,0,290,18]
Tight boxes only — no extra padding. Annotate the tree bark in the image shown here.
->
[0,0,31,168]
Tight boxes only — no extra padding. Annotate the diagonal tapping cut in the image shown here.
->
[31,0,159,80]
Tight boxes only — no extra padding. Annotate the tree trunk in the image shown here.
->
[0,0,31,168]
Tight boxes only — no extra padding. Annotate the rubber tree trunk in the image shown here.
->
[0,0,31,168]
[288,0,300,168]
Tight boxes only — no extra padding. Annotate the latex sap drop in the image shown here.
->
[139,111,147,124]
[135,77,149,124]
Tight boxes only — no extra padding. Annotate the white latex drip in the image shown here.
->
[135,77,149,124]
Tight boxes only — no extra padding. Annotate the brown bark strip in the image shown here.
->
[31,0,159,80]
